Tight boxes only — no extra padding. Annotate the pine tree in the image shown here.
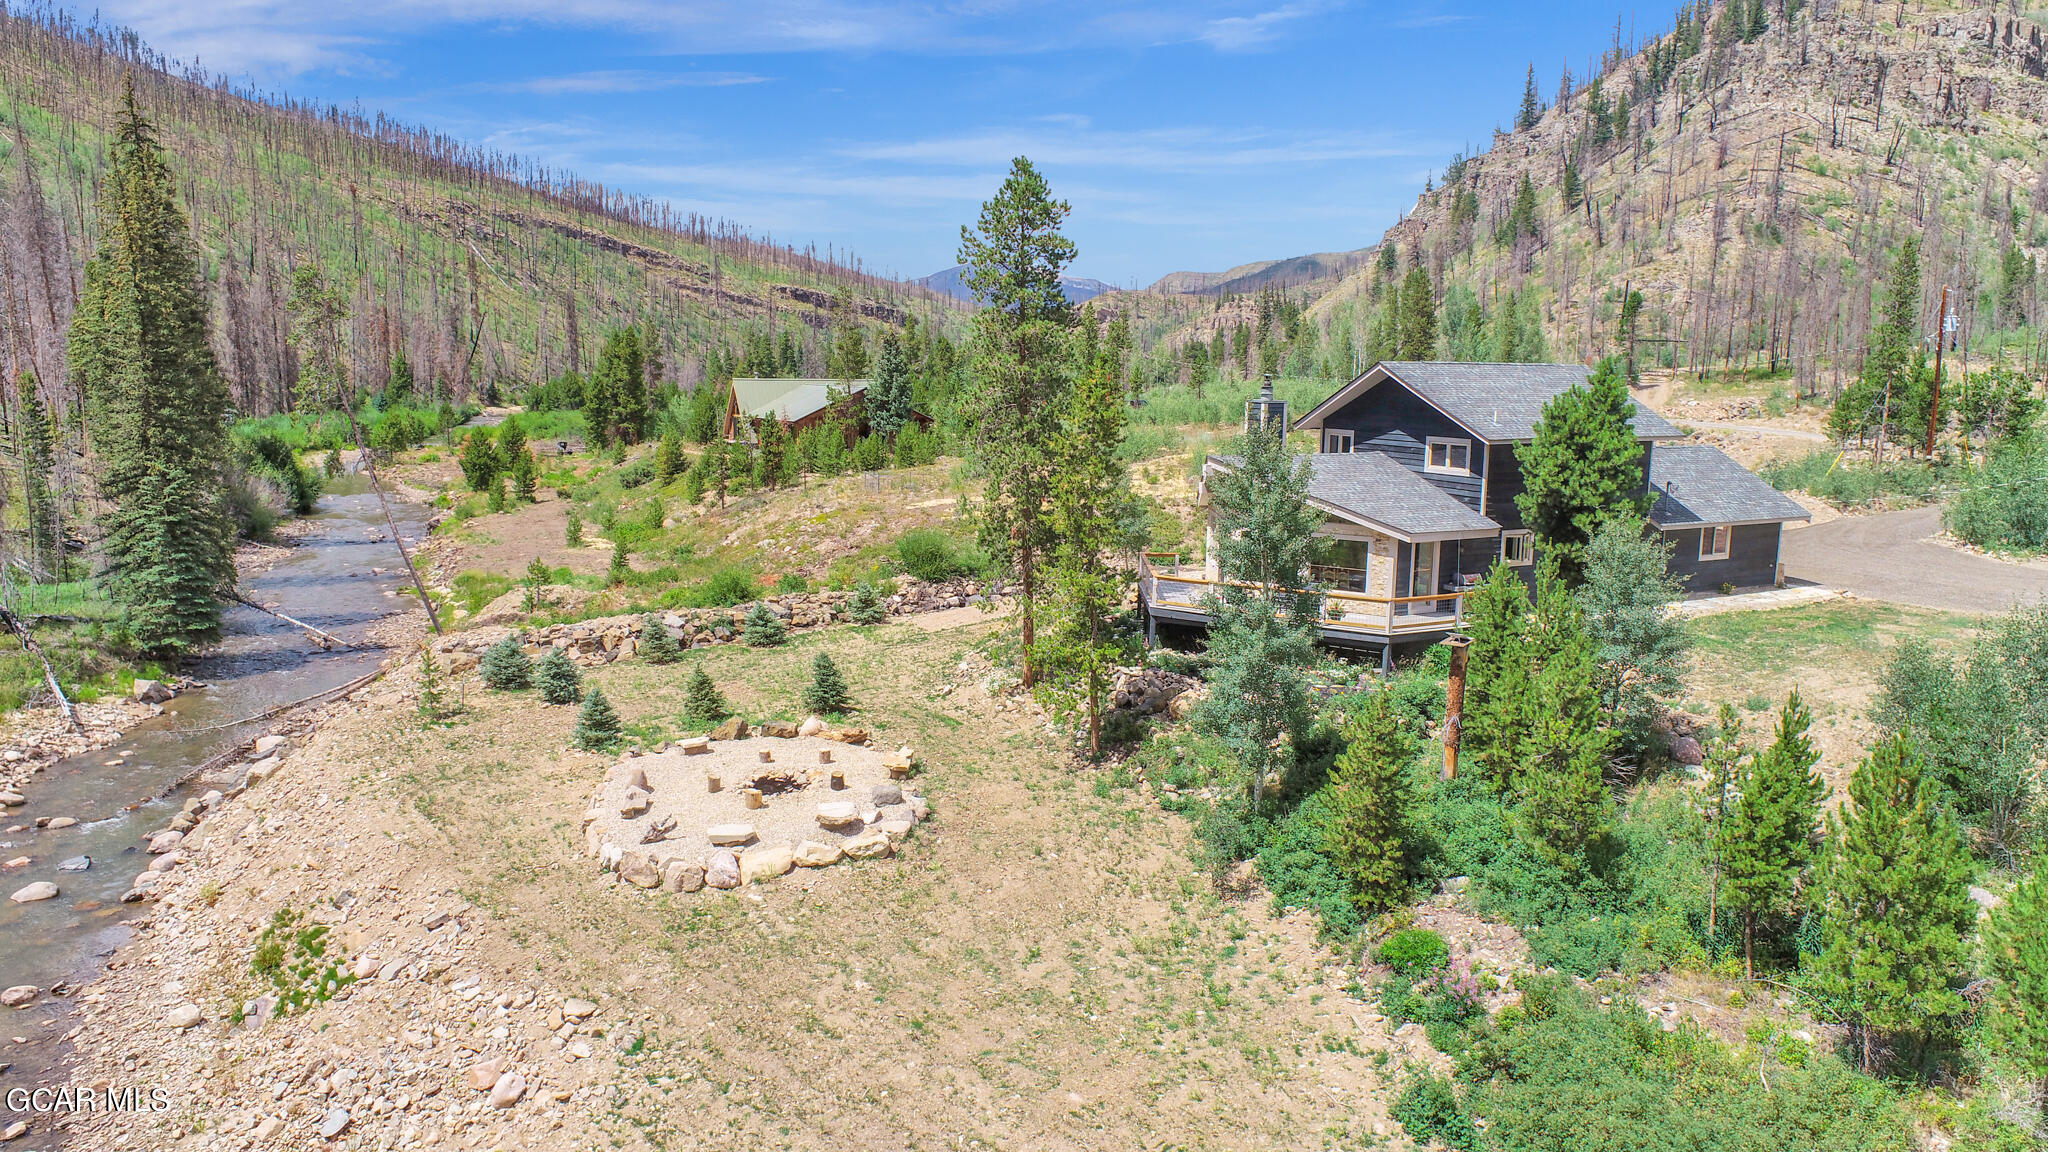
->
[1577,518,1689,756]
[1514,357,1649,584]
[958,157,1078,688]
[1835,238,1922,450]
[1197,424,1320,812]
[1720,690,1828,979]
[15,375,61,581]
[638,613,682,664]
[585,328,647,447]
[459,428,501,492]
[1326,691,1413,913]
[417,645,452,722]
[682,667,731,726]
[869,329,915,439]
[1517,63,1543,130]
[1460,560,1534,791]
[1561,154,1584,210]
[1810,733,1977,1073]
[655,431,687,487]
[802,652,854,717]
[480,636,533,689]
[608,541,630,586]
[572,686,623,751]
[1985,864,2048,1110]
[535,647,582,705]
[1701,702,1748,951]
[1513,568,1615,876]
[67,80,237,657]
[387,353,415,406]
[741,603,787,647]
[848,581,887,625]
[487,477,507,513]
[564,508,583,547]
[1397,265,1437,361]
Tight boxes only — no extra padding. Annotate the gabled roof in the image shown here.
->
[1648,443,1812,528]
[1207,452,1500,542]
[1292,361,1686,442]
[731,378,869,424]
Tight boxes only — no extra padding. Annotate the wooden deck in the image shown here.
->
[1138,554,1465,645]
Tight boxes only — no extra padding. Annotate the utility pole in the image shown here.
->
[1923,284,1950,457]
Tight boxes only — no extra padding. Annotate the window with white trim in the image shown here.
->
[1700,525,1732,561]
[1425,436,1472,475]
[1500,530,1534,567]
[1323,429,1354,454]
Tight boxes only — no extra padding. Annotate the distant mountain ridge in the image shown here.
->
[1147,248,1377,296]
[918,265,1118,305]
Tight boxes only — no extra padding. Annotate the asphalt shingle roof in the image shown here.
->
[1367,362,1685,442]
[1647,443,1812,527]
[1210,452,1500,538]
[731,378,870,424]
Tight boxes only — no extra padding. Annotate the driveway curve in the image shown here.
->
[1780,504,2048,614]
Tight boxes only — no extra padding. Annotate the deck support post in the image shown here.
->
[1379,643,1393,677]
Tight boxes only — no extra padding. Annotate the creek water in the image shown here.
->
[0,476,428,1112]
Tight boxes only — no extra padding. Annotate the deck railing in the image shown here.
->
[1139,553,1464,637]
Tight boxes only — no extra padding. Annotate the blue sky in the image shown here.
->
[80,1,1641,285]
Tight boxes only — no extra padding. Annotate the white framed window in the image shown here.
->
[1700,525,1732,561]
[1323,429,1354,454]
[1500,530,1534,567]
[1425,436,1472,475]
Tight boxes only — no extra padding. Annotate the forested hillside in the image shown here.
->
[0,6,963,427]
[1126,0,2048,395]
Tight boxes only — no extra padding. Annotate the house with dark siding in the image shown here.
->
[1138,362,1810,660]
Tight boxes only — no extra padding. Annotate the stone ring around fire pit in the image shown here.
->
[582,731,927,894]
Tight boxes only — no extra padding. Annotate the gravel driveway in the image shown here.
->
[1780,504,2048,614]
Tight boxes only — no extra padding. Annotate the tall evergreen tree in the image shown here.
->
[15,375,60,581]
[1810,733,1977,1073]
[1576,517,1689,756]
[1326,691,1413,913]
[67,80,236,656]
[387,353,415,406]
[1039,310,1134,758]
[1720,690,1828,979]
[1984,864,2048,1111]
[1197,424,1321,812]
[868,329,915,439]
[1397,265,1437,361]
[1514,356,1649,584]
[1832,238,1921,449]
[1517,63,1544,130]
[654,430,687,487]
[1513,567,1614,877]
[1460,560,1533,791]
[459,427,501,491]
[585,328,647,447]
[958,157,1078,688]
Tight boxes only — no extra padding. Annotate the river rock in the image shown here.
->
[165,1003,202,1029]
[797,716,827,737]
[251,734,286,758]
[661,861,704,893]
[706,823,754,846]
[0,986,36,1008]
[841,830,893,860]
[9,882,57,903]
[147,831,183,854]
[318,1106,351,1139]
[57,856,90,872]
[487,1070,527,1108]
[43,817,76,830]
[244,756,281,784]
[705,849,741,889]
[739,843,792,884]
[132,679,172,704]
[869,784,903,807]
[0,792,22,807]
[792,840,843,868]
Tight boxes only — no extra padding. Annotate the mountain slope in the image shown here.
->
[917,264,1116,305]
[0,8,964,420]
[1147,247,1375,296]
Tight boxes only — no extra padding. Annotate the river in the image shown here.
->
[0,476,428,1107]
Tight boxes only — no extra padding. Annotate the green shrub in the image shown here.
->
[683,668,730,726]
[249,908,355,1015]
[1946,435,2048,552]
[1759,450,1937,508]
[674,567,758,608]
[1392,1071,1478,1151]
[1255,791,1363,938]
[573,686,623,750]
[847,582,887,625]
[741,603,787,647]
[801,652,853,717]
[638,614,682,664]
[895,529,979,583]
[535,648,581,704]
[1374,928,1449,977]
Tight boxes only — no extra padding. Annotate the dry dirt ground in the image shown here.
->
[55,612,1418,1152]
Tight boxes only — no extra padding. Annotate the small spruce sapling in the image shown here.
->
[564,508,583,548]
[417,645,452,721]
[802,652,853,717]
[741,603,787,647]
[639,613,682,664]
[487,477,507,513]
[572,686,624,751]
[847,582,887,625]
[479,636,533,690]
[682,668,731,726]
[608,541,631,586]
[535,647,582,704]
[522,556,550,615]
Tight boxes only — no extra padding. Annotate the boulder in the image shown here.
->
[620,765,649,792]
[662,861,705,893]
[705,850,741,889]
[43,817,76,829]
[251,734,287,758]
[466,1055,509,1091]
[792,840,844,868]
[487,1070,527,1108]
[148,831,184,854]
[841,830,893,859]
[618,852,661,889]
[869,784,903,807]
[707,823,755,847]
[710,717,749,741]
[678,736,711,755]
[815,802,861,829]
[797,716,827,738]
[244,756,282,784]
[1668,734,1705,766]
[759,722,798,739]
[0,792,23,807]
[132,679,172,704]
[9,882,57,903]
[824,728,869,745]
[165,1003,203,1029]
[0,985,36,1008]
[739,843,793,884]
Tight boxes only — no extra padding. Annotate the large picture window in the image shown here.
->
[1425,437,1471,475]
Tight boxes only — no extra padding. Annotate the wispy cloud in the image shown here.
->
[485,69,768,94]
[842,124,1433,174]
[1197,1,1330,50]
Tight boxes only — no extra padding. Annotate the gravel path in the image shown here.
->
[1781,504,2048,614]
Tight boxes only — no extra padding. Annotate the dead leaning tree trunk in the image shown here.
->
[217,587,356,651]
[342,411,442,635]
[0,606,80,732]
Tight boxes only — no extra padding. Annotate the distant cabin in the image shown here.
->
[721,377,931,444]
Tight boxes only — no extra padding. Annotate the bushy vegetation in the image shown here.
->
[1759,449,1938,508]
[894,528,984,583]
[1946,435,2048,552]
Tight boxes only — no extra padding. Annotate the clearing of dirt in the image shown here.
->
[428,493,617,577]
